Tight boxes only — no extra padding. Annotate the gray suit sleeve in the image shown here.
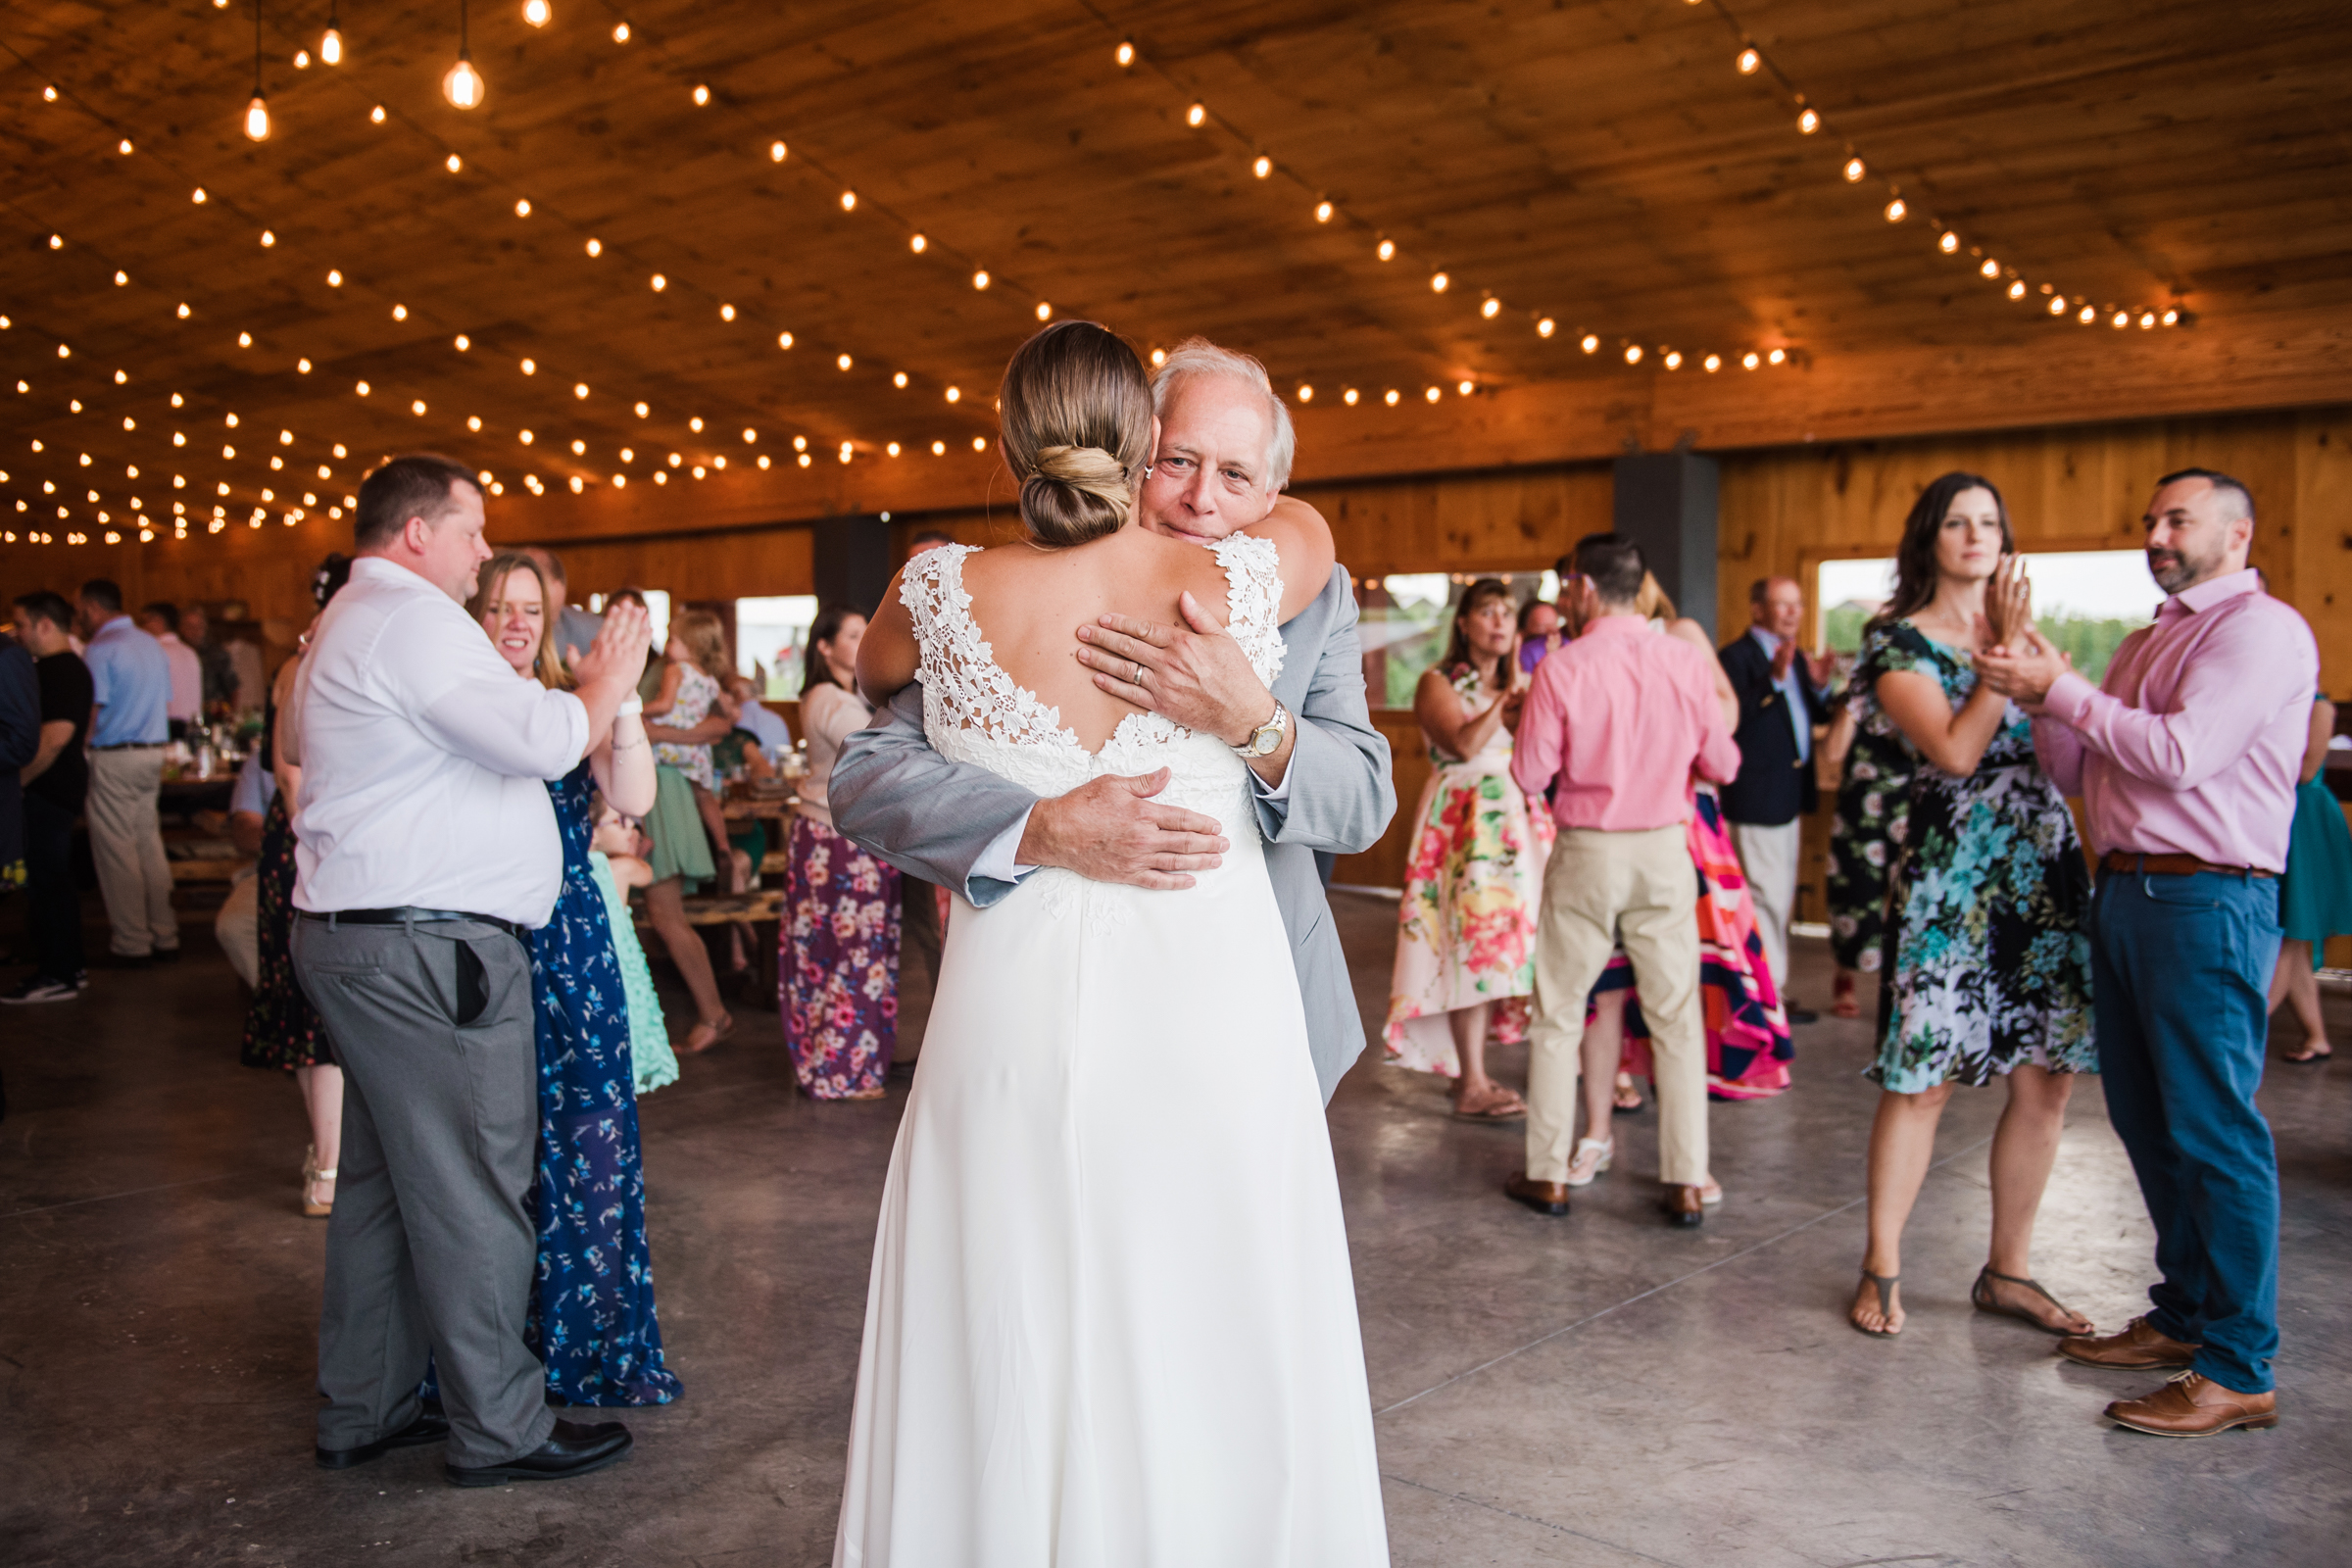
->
[1251,577,1396,855]
[826,682,1041,907]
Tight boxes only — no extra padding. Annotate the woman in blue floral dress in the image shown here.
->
[1844,473,2095,1341]
[471,555,682,1406]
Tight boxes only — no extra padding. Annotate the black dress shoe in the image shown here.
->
[1504,1172,1571,1217]
[316,1404,451,1469]
[446,1419,632,1488]
[1660,1184,1705,1228]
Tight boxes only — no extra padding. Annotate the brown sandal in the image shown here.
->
[1451,1086,1527,1123]
[1971,1265,2087,1336]
[682,1013,736,1054]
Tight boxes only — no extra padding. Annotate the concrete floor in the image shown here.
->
[2,886,2346,1567]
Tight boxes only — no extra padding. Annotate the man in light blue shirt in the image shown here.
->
[77,578,180,961]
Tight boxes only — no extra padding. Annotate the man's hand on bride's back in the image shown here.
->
[1017,769,1230,891]
[1076,593,1270,749]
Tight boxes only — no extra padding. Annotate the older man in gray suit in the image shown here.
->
[831,338,1395,1100]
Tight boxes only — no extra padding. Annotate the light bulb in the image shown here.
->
[1187,103,1205,127]
[192,187,207,202]
[514,198,531,217]
[392,304,408,320]
[1297,385,1313,403]
[1036,302,1053,321]
[573,382,589,399]
[2162,309,2180,325]
[650,273,666,291]
[2048,296,2067,316]
[295,51,311,69]
[1885,198,1906,222]
[1314,200,1333,222]
[1344,389,1359,406]
[1581,334,1599,354]
[1797,108,1819,134]
[972,270,991,290]
[1742,352,1760,369]
[1151,349,1167,367]
[1253,155,1272,177]
[114,270,127,285]
[584,237,603,257]
[370,104,385,123]
[321,27,343,65]
[689,416,704,432]
[777,332,794,350]
[945,386,960,402]
[2008,280,2027,300]
[840,190,857,211]
[1737,48,1760,74]
[237,331,253,347]
[570,439,585,455]
[1624,345,1642,365]
[2139,312,2157,329]
[523,0,551,26]
[1116,41,1135,67]
[693,84,710,106]
[1377,239,1395,262]
[1537,318,1556,338]
[972,437,988,452]
[1481,297,1500,318]
[893,371,908,388]
[909,234,927,253]
[612,23,628,43]
[930,441,944,456]
[2112,311,2130,328]
[443,54,484,110]
[1458,378,1477,393]
[244,95,270,141]
[839,354,855,371]
[520,358,536,373]
[1424,386,1441,402]
[1663,353,1682,370]
[634,402,650,417]
[1768,348,1787,365]
[1939,230,1960,254]
[1843,157,1865,182]
[770,140,787,161]
[1430,272,1448,292]
[720,304,735,320]
[1704,354,1722,372]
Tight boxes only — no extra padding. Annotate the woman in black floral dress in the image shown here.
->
[1843,474,2094,1342]
[1825,703,1913,1014]
[239,553,351,1217]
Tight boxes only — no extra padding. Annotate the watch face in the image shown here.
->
[1250,723,1280,756]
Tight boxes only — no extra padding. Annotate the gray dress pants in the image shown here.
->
[293,914,557,1468]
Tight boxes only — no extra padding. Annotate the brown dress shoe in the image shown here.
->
[2058,1315,2199,1372]
[2105,1372,2277,1438]
[1660,1184,1704,1228]
[1503,1173,1570,1217]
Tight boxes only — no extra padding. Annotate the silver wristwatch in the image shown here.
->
[1232,701,1291,759]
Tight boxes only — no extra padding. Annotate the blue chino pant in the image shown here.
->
[2089,868,2281,1395]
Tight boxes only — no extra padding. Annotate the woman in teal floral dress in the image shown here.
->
[1386,580,1554,1120]
[1844,473,2095,1341]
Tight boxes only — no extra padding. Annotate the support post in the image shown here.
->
[1610,452,1721,641]
[813,514,895,618]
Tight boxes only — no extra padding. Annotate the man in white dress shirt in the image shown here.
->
[289,455,649,1486]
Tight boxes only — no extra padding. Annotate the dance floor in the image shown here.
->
[2,888,2345,1566]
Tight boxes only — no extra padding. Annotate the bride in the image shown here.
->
[833,320,1391,1566]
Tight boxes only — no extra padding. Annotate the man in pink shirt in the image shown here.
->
[1980,468,2318,1439]
[1509,534,1741,1225]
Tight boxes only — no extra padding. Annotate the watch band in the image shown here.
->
[1232,700,1290,759]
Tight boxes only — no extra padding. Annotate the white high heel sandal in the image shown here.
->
[302,1144,337,1218]
[1564,1137,1613,1188]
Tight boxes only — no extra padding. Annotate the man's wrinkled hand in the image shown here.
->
[1075,591,1272,747]
[1018,769,1230,891]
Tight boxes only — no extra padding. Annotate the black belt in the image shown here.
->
[300,906,528,942]
[92,741,167,751]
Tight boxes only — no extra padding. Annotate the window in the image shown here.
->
[735,595,820,697]
[1818,549,2155,685]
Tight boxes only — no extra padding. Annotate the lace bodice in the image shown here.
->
[898,536,1287,820]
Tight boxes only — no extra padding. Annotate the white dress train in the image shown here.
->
[834,538,1390,1567]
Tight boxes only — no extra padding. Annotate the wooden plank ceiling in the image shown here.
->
[4,0,2349,549]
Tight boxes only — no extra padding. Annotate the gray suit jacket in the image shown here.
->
[829,564,1396,1101]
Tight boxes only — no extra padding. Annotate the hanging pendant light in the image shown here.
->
[319,1,343,64]
[243,2,270,140]
[443,0,485,108]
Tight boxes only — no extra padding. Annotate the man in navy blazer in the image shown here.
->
[1718,576,1829,1019]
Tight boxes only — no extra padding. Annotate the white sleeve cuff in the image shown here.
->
[973,808,1037,886]
[1250,764,1294,803]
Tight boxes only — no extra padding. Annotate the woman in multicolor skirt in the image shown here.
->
[782,606,902,1101]
[472,553,682,1405]
[2271,695,2352,1062]
[1386,579,1554,1121]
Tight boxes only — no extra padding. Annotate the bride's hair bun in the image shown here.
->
[998,321,1153,547]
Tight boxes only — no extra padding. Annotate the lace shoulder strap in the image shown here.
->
[894,543,1070,748]
[1211,534,1287,688]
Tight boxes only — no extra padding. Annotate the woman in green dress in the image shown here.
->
[2271,695,2352,1062]
[1844,472,2096,1339]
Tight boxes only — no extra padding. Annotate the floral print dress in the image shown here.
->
[1385,669,1556,1074]
[1856,622,2094,1094]
[240,791,331,1071]
[652,662,722,790]
[1826,714,1914,974]
[529,760,682,1406]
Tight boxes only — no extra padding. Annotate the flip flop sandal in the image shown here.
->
[1971,1265,2085,1336]
[1852,1271,1901,1338]
[1451,1092,1528,1123]
[2281,1047,2333,1064]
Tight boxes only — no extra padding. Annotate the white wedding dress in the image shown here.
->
[833,538,1390,1567]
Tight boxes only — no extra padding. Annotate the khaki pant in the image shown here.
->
[86,747,179,958]
[1526,823,1708,1186]
[1731,817,1800,992]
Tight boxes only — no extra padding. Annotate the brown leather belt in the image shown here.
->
[2099,852,2275,879]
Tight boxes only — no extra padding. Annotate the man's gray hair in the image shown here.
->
[1149,337,1296,491]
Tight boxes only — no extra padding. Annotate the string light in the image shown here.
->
[1116,40,1135,67]
[1797,108,1819,133]
[1376,239,1395,262]
[693,85,710,106]
[840,190,857,211]
[320,4,344,65]
[1842,157,1865,182]
[612,22,629,43]
[1187,103,1206,127]
[1252,155,1272,178]
[972,270,990,290]
[585,237,603,257]
[1737,47,1760,74]
[244,0,270,141]
[524,0,551,25]
[770,140,788,162]
[444,0,486,109]
[1885,198,1906,222]
[909,234,927,253]
[1314,201,1333,222]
